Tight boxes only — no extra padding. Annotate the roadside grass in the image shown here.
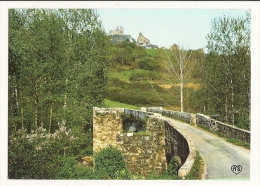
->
[197,125,250,150]
[225,137,250,149]
[185,150,205,180]
[104,99,141,110]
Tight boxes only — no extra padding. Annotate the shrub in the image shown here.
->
[8,122,81,179]
[55,156,94,179]
[145,168,179,180]
[137,56,159,71]
[94,145,131,179]
[168,155,182,176]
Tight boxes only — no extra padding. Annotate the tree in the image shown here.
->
[8,9,110,133]
[149,46,204,112]
[115,48,132,66]
[204,12,250,129]
[8,8,111,179]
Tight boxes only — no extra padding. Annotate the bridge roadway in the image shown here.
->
[161,116,250,180]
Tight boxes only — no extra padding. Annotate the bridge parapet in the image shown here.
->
[196,113,250,144]
[145,107,196,124]
[145,107,250,144]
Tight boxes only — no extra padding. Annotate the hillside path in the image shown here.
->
[161,116,250,180]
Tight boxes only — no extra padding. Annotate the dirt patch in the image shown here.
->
[159,83,201,90]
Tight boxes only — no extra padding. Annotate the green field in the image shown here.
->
[104,99,141,110]
[109,69,154,83]
[145,48,160,57]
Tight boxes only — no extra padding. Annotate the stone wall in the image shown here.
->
[93,107,195,178]
[146,116,196,178]
[146,107,196,124]
[196,114,250,143]
[93,107,124,152]
[116,132,166,176]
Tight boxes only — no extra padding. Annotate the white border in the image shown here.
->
[1,1,259,186]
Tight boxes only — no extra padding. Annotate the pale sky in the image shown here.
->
[97,9,249,50]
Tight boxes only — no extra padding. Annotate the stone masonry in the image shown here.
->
[93,107,195,178]
[146,107,250,144]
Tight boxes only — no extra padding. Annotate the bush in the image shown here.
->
[55,156,94,179]
[168,155,182,176]
[94,145,131,179]
[145,168,179,180]
[8,123,84,179]
[137,56,159,71]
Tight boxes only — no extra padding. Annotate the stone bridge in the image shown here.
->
[93,107,250,179]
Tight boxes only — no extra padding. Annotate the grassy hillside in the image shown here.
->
[145,48,159,57]
[104,99,141,110]
[106,43,204,113]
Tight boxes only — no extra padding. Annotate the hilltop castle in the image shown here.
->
[109,26,124,35]
[109,26,134,45]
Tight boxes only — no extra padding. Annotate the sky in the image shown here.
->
[97,9,249,50]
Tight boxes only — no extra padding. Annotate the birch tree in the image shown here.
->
[149,45,204,112]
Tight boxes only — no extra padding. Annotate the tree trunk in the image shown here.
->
[225,95,228,124]
[180,55,184,112]
[34,83,39,129]
[231,78,235,126]
[62,78,68,123]
[49,103,53,134]
[21,109,24,130]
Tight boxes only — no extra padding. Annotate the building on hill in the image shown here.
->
[137,32,159,49]
[109,26,124,35]
[137,32,150,46]
[109,34,134,45]
[109,26,135,45]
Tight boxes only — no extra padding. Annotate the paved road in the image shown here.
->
[161,116,250,180]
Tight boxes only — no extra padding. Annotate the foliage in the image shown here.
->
[147,46,205,112]
[8,9,110,134]
[107,78,178,107]
[94,145,131,179]
[137,56,159,71]
[204,12,251,129]
[145,169,179,180]
[226,138,250,149]
[55,156,95,179]
[185,150,204,180]
[168,155,182,176]
[8,123,79,179]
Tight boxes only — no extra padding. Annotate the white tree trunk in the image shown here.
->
[180,56,184,112]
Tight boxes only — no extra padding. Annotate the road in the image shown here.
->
[161,116,250,180]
